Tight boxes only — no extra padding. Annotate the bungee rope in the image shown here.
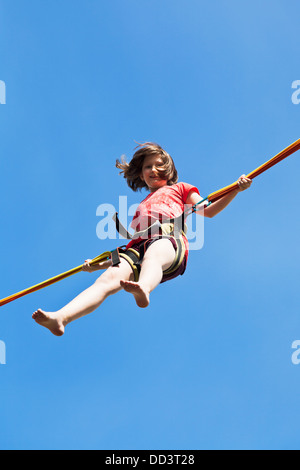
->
[0,252,112,308]
[0,138,299,308]
[192,138,300,212]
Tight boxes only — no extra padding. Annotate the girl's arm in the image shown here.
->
[186,175,252,218]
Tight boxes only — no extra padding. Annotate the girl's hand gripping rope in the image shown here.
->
[237,174,252,192]
[82,258,112,273]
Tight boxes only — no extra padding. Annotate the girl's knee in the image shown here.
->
[93,271,115,294]
[93,263,132,295]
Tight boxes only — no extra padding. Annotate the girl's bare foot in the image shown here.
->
[32,309,65,337]
[120,280,150,308]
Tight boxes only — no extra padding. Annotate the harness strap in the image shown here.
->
[112,212,187,240]
[163,234,186,275]
[111,213,188,281]
[111,246,124,267]
[110,246,141,282]
[112,213,133,240]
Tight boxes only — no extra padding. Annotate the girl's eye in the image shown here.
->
[144,163,163,170]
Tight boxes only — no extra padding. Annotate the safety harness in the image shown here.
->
[110,212,188,282]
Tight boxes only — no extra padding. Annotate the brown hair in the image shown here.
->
[116,142,178,191]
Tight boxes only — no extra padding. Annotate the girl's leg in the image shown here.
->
[32,259,134,336]
[120,238,176,308]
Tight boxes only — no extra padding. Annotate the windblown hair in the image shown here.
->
[116,142,178,192]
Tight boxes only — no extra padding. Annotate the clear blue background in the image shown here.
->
[0,0,299,450]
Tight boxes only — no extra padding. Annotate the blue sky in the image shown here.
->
[0,0,300,450]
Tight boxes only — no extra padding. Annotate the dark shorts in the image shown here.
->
[120,235,188,284]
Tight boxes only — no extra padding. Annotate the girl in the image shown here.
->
[32,142,252,336]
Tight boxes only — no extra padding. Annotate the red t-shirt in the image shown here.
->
[126,182,200,252]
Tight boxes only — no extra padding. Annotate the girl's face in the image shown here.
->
[140,154,168,192]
